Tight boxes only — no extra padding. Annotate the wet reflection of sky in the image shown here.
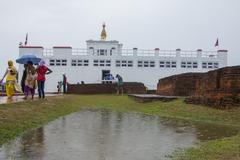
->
[0,94,58,104]
[0,110,238,160]
[0,96,25,104]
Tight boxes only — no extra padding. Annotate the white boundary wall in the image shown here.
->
[18,40,228,92]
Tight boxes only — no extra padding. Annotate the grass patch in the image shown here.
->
[172,134,240,160]
[0,94,240,160]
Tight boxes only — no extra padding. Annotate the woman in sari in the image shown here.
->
[0,60,18,99]
[24,61,37,100]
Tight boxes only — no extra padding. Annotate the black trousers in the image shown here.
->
[38,80,45,98]
[63,84,66,93]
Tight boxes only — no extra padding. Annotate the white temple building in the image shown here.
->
[18,24,228,92]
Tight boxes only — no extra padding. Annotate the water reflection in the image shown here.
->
[0,110,238,160]
[1,127,45,160]
[0,96,25,104]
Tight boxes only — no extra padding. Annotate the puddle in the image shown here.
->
[0,110,238,160]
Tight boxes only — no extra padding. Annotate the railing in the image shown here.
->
[121,49,134,56]
[137,49,155,57]
[42,48,219,59]
[180,51,197,58]
[43,49,53,56]
[72,48,87,55]
[158,50,176,57]
[201,51,218,58]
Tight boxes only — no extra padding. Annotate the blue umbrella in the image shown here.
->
[16,55,41,65]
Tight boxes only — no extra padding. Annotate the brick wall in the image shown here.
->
[67,82,146,94]
[157,66,240,108]
[186,66,240,108]
[157,73,202,96]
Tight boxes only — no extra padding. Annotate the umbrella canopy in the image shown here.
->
[16,55,41,65]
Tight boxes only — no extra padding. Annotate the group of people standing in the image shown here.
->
[1,59,124,98]
[21,60,52,99]
[0,60,52,100]
[103,73,124,95]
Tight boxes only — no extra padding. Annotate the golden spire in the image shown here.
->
[100,23,107,40]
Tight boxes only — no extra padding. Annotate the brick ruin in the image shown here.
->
[187,66,240,108]
[67,82,146,94]
[157,73,202,96]
[157,66,240,108]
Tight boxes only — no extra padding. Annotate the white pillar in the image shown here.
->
[133,48,138,55]
[176,48,181,58]
[217,50,228,67]
[197,49,202,58]
[155,48,160,56]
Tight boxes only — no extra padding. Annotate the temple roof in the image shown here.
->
[100,23,107,40]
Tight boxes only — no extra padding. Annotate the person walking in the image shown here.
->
[0,60,19,99]
[24,61,37,100]
[63,74,67,93]
[37,60,52,99]
[116,74,123,95]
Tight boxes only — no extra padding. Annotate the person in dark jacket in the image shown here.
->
[116,74,123,95]
[63,74,67,93]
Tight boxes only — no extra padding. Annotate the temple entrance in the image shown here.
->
[102,70,110,80]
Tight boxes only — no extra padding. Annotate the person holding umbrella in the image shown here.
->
[23,61,37,100]
[36,60,52,99]
[0,60,19,99]
[16,54,41,100]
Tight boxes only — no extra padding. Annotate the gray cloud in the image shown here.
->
[0,0,240,75]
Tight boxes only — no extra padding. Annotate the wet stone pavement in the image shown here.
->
[0,96,25,104]
[0,110,238,160]
[0,94,59,104]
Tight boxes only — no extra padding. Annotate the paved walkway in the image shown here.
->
[0,96,25,104]
[0,94,60,105]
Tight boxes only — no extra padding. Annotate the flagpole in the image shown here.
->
[214,38,219,51]
[24,33,28,46]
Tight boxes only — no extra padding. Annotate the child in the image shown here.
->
[57,82,60,93]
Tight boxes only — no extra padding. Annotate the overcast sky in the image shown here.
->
[0,0,240,76]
